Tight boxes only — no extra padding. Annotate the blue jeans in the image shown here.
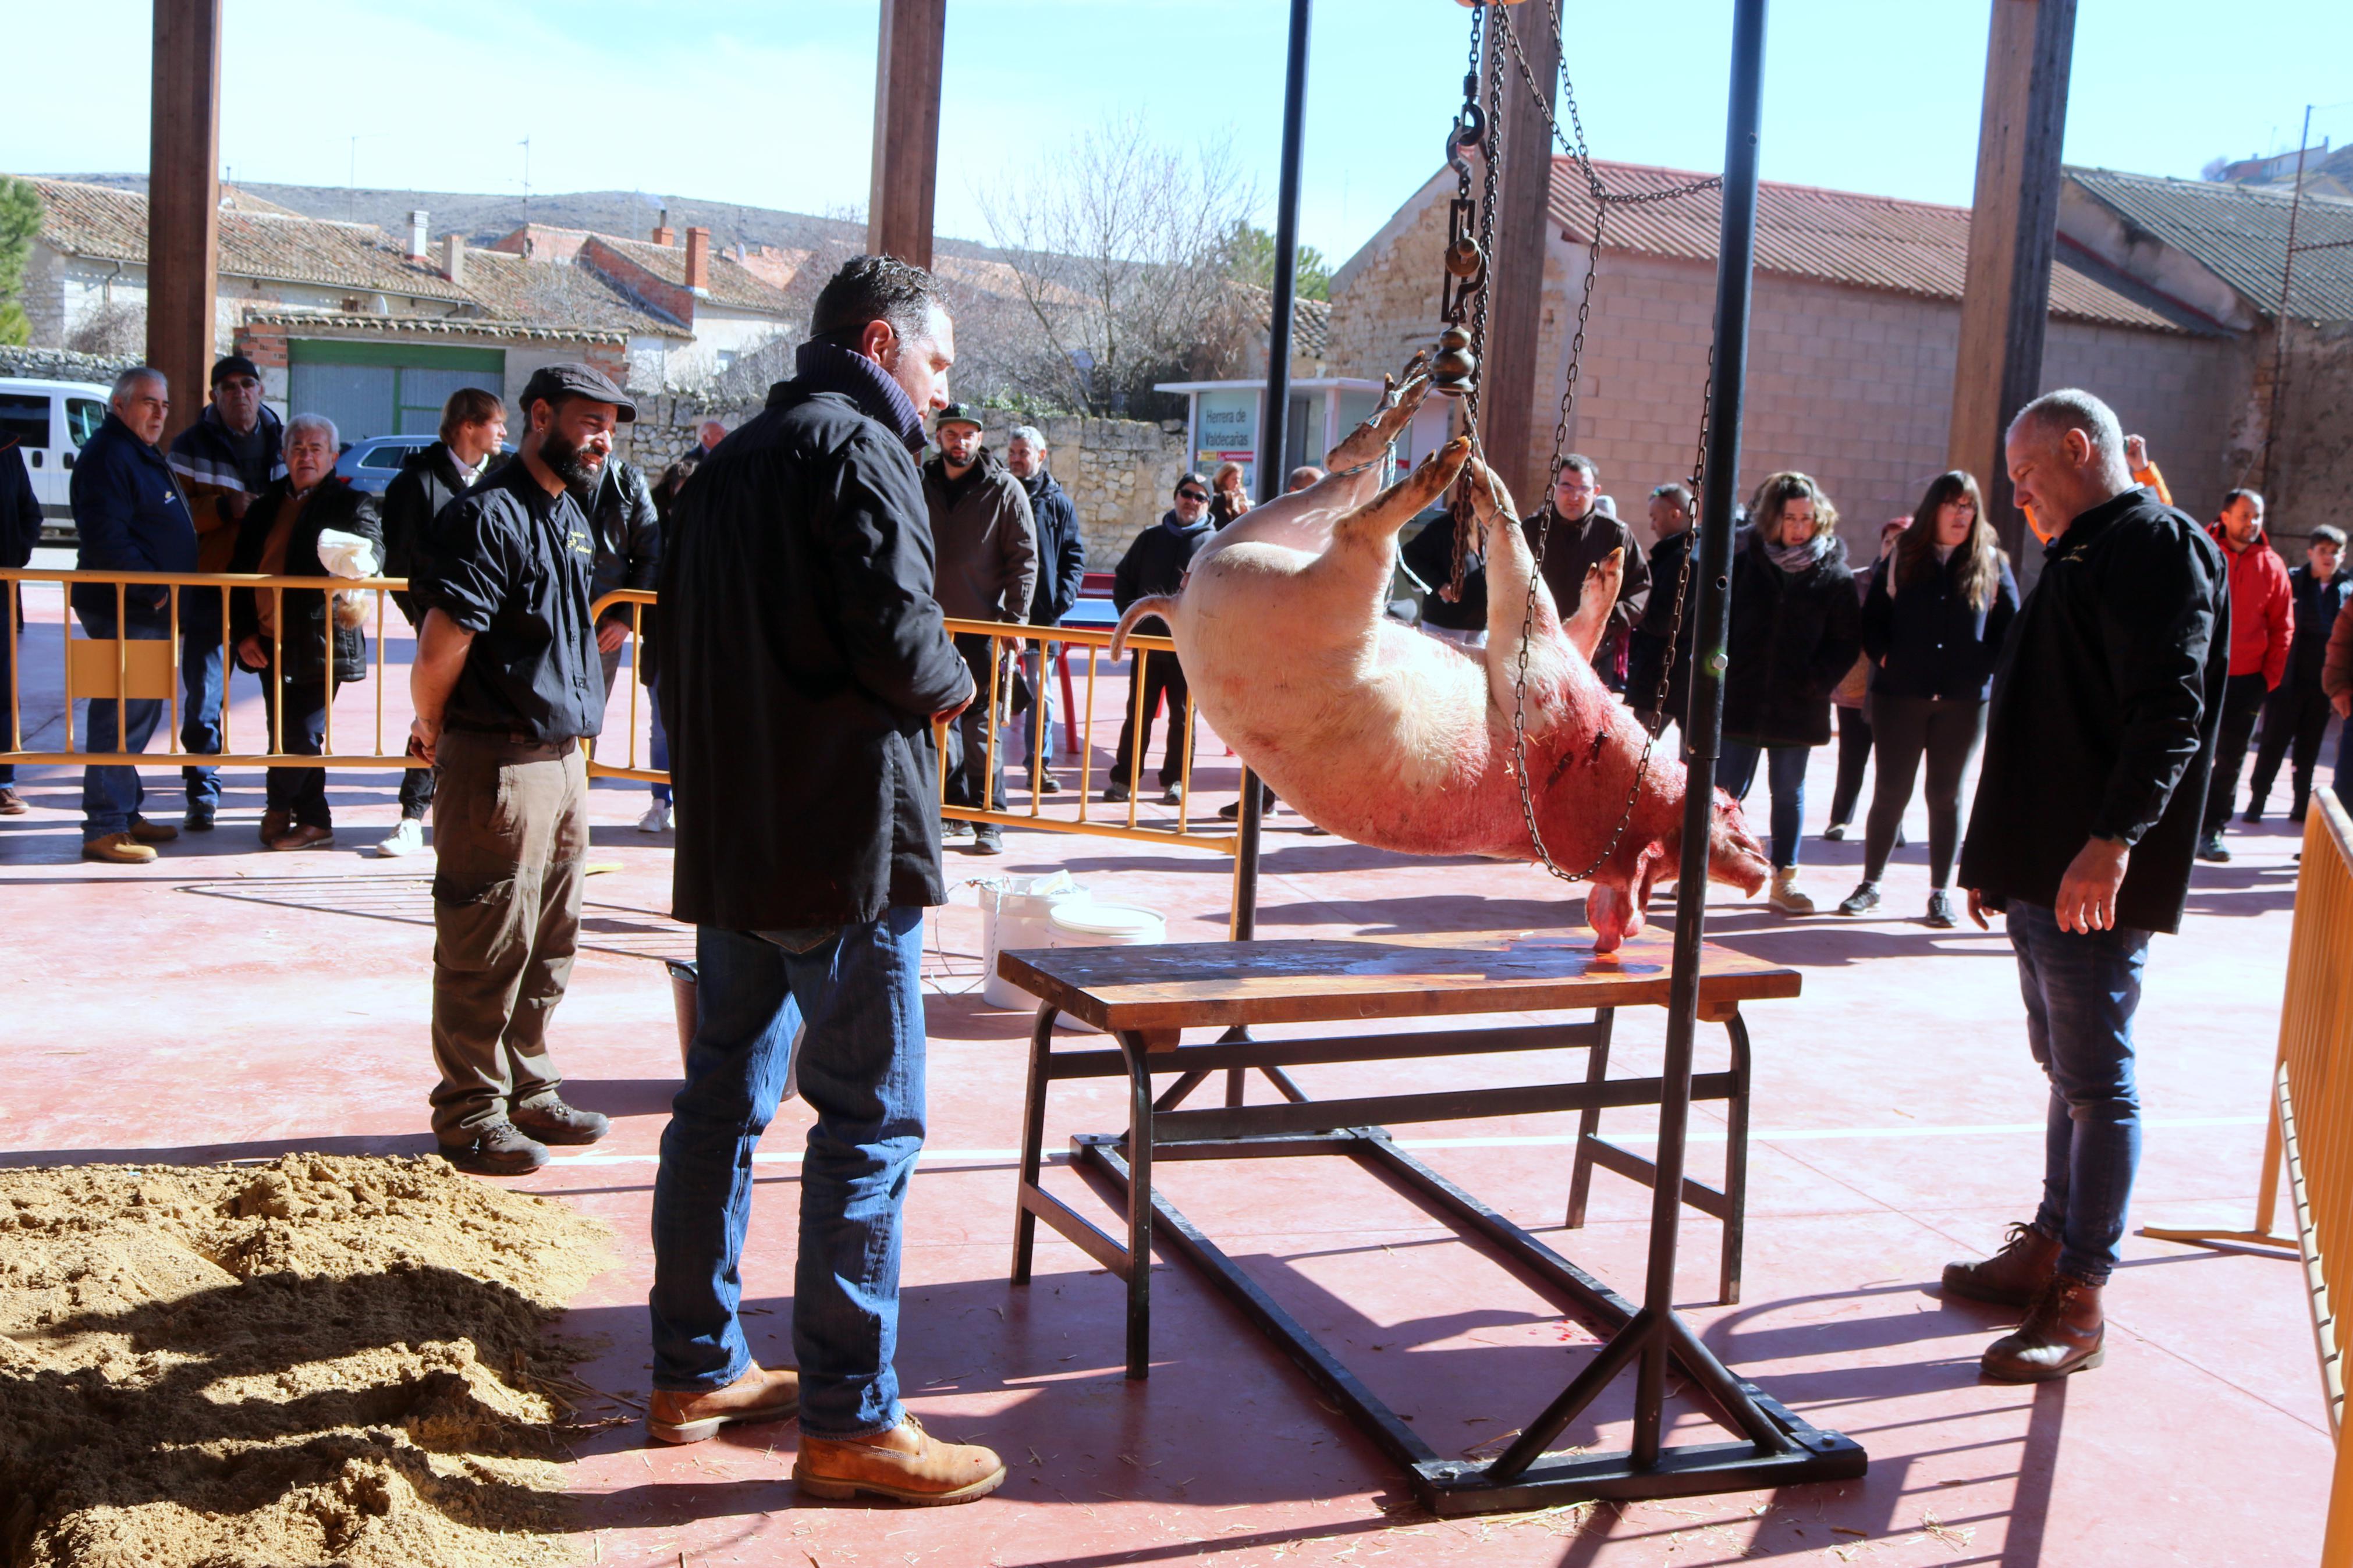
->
[179,593,226,810]
[1717,738,1809,869]
[649,908,927,1439]
[1019,645,1058,765]
[2007,900,2149,1284]
[648,685,672,808]
[76,605,168,840]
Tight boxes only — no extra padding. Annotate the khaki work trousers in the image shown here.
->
[427,731,589,1142]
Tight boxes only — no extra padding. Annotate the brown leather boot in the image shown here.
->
[795,1414,1006,1506]
[1940,1222,2060,1308]
[258,808,292,847]
[1981,1273,2105,1381]
[646,1363,801,1445]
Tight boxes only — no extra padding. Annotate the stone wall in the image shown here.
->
[0,345,138,385]
[619,399,1190,569]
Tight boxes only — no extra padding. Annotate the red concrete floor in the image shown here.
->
[1,567,2330,1564]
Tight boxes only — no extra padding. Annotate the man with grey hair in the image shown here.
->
[1006,423,1083,790]
[225,411,382,850]
[1949,387,2226,1382]
[69,366,197,863]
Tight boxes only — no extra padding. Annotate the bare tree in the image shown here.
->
[978,113,1259,417]
[65,300,144,358]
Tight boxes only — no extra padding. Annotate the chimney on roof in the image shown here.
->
[441,232,467,287]
[652,205,675,246]
[684,226,711,294]
[406,209,430,262]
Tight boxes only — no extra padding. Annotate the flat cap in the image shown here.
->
[519,362,636,422]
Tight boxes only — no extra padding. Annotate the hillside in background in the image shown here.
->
[41,175,1010,261]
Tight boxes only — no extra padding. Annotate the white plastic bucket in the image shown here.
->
[978,872,1088,1009]
[1047,902,1167,947]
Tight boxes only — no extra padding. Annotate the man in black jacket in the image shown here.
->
[375,387,505,855]
[648,256,1003,1505]
[1950,389,2226,1384]
[1522,455,1649,691]
[1626,482,1697,734]
[1007,425,1084,793]
[226,414,382,851]
[0,434,38,816]
[921,403,1034,853]
[1107,475,1214,803]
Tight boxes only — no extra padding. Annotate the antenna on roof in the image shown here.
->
[518,134,532,227]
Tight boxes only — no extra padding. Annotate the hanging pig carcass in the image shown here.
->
[1112,367,1769,952]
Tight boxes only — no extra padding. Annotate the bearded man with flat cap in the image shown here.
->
[406,362,631,1176]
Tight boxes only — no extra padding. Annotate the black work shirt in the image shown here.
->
[410,459,605,743]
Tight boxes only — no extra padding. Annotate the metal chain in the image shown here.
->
[1448,19,1508,597]
[1463,1,1722,886]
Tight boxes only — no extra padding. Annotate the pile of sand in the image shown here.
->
[0,1155,612,1568]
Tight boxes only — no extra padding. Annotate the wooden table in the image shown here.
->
[995,930,1862,1514]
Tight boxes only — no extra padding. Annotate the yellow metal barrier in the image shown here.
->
[6,573,1248,927]
[2142,791,2353,1562]
[3,566,415,767]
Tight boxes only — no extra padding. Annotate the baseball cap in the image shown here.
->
[519,362,637,422]
[933,402,984,433]
[210,354,261,386]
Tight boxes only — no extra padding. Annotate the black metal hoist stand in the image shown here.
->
[1020,0,1861,1517]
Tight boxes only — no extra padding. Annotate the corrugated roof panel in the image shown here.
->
[2066,166,2353,321]
[1545,158,2195,333]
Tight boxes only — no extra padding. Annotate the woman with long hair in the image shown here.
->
[1720,471,1862,915]
[1839,471,2020,926]
[1209,461,1253,527]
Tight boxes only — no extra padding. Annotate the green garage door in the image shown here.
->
[286,341,505,443]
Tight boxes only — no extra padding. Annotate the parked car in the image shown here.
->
[0,378,113,531]
[333,433,513,495]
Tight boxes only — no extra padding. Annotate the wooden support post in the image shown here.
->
[867,0,946,271]
[148,0,224,445]
[1949,0,2078,563]
[1479,9,1559,510]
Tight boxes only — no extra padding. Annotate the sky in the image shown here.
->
[8,0,2352,268]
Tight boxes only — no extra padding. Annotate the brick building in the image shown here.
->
[1329,158,2238,570]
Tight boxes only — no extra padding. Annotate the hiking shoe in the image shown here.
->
[440,1120,549,1176]
[377,818,426,857]
[637,802,672,834]
[269,823,334,852]
[1158,783,1183,805]
[512,1097,609,1146]
[795,1414,1006,1506]
[942,818,973,838]
[1836,881,1880,916]
[127,815,178,844]
[969,829,1004,856]
[1981,1274,2105,1382]
[2195,833,2231,863]
[183,803,217,831]
[81,833,157,865]
[1035,773,1062,795]
[1925,890,1958,928]
[1101,783,1131,803]
[648,1363,801,1445]
[1766,869,1814,915]
[1942,1221,2059,1309]
[0,785,24,816]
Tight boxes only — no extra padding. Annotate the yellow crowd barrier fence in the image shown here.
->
[2141,790,2353,1563]
[3,570,1248,925]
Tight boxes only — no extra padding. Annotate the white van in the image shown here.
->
[0,378,113,532]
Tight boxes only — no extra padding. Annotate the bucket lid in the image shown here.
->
[1049,901,1165,939]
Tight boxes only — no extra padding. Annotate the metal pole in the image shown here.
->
[2259,104,2313,497]
[1632,0,1766,1471]
[1236,0,1312,941]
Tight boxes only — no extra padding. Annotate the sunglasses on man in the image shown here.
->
[1177,488,1208,503]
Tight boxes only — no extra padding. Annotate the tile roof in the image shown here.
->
[455,250,694,340]
[2065,166,2353,321]
[1544,158,2207,334]
[27,176,471,303]
[1242,286,1332,358]
[491,225,793,316]
[240,310,630,346]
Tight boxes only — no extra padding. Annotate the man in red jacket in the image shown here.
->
[2198,488,2292,861]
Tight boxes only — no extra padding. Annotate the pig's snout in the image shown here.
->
[1708,791,1770,895]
